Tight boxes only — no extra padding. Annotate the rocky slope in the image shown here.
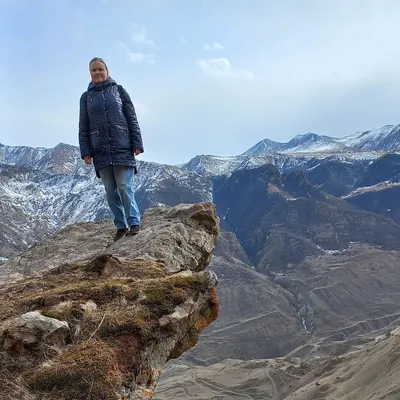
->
[154,162,400,399]
[154,234,400,400]
[214,164,400,271]
[0,144,212,259]
[0,202,220,400]
[179,255,309,365]
[155,327,400,399]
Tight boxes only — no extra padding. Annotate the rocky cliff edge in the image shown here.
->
[0,202,220,400]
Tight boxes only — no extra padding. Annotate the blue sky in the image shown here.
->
[2,0,400,164]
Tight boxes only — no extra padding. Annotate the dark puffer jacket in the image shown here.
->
[78,77,144,175]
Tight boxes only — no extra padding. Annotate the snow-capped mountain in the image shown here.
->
[241,138,283,156]
[340,125,400,151]
[0,143,48,166]
[182,153,276,175]
[283,132,342,153]
[241,124,400,157]
[182,124,400,177]
[0,143,81,174]
[242,133,341,155]
[1,123,400,259]
[0,144,212,259]
[182,151,379,178]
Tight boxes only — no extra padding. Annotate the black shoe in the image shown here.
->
[114,228,128,241]
[126,225,140,236]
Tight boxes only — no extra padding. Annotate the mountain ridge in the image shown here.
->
[242,123,400,156]
[2,122,400,172]
[4,124,400,399]
[1,123,400,260]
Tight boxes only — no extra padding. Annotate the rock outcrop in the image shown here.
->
[0,202,219,400]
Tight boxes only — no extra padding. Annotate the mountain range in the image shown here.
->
[2,123,400,260]
[242,124,400,155]
[3,124,400,399]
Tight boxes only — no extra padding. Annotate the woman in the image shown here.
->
[79,57,144,241]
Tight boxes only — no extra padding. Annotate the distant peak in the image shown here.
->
[294,132,318,138]
[292,132,325,141]
[54,142,77,149]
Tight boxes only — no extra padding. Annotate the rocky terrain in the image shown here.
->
[0,202,220,400]
[0,143,213,259]
[156,328,400,400]
[3,124,400,399]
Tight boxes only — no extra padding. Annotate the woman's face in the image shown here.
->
[90,61,108,83]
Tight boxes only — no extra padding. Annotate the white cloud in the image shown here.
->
[204,42,224,51]
[130,26,155,47]
[119,42,155,64]
[196,58,253,80]
[129,53,155,63]
[180,37,188,44]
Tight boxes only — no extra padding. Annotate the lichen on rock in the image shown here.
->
[0,202,220,400]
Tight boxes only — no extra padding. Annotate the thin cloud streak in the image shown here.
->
[204,41,224,51]
[118,42,155,64]
[130,26,155,47]
[196,58,253,80]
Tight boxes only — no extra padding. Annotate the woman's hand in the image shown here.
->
[133,149,143,156]
[83,155,92,164]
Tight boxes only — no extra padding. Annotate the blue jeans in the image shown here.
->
[99,165,140,230]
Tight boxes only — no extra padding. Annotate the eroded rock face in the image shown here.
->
[0,202,220,400]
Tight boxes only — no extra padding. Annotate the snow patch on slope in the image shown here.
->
[342,180,400,199]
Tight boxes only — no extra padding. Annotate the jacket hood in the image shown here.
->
[87,77,117,91]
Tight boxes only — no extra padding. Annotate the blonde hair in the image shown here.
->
[89,57,108,72]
